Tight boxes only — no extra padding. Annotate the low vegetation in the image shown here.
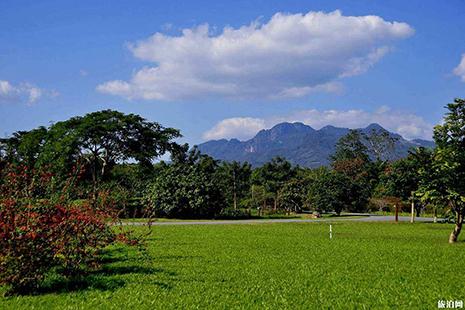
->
[0,222,463,309]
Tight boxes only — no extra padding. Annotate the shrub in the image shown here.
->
[0,199,117,294]
[214,208,251,220]
[0,164,139,295]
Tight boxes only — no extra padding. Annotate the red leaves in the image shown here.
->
[0,200,116,294]
[0,163,140,295]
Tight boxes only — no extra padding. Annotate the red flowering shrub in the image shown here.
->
[0,164,140,295]
[0,200,117,294]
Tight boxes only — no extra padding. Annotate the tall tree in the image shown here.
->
[381,147,432,215]
[419,99,465,243]
[39,110,181,198]
[217,161,252,210]
[251,157,295,210]
[364,128,398,162]
[307,169,351,215]
[331,129,369,163]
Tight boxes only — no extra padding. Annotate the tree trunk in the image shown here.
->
[232,170,237,210]
[449,211,463,243]
[233,189,237,210]
[410,200,415,223]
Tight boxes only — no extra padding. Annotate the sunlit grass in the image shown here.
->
[1,222,464,309]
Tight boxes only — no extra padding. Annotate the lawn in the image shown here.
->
[1,222,464,309]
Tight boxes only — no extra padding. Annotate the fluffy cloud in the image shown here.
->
[98,10,413,101]
[0,80,56,105]
[453,54,465,82]
[203,106,433,141]
[203,117,266,140]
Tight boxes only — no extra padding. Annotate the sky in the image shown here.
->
[1,0,465,146]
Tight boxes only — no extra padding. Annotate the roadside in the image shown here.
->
[117,214,439,226]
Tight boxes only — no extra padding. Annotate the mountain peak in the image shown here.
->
[198,122,434,168]
[364,123,386,131]
[270,122,314,132]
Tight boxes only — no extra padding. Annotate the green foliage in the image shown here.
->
[331,129,369,163]
[251,157,295,210]
[214,208,251,219]
[364,128,398,161]
[279,178,309,212]
[379,147,432,201]
[416,99,465,241]
[146,148,226,218]
[1,110,181,199]
[216,161,251,210]
[307,169,368,214]
[1,223,464,308]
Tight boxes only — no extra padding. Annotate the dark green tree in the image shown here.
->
[146,148,226,219]
[39,110,181,198]
[0,127,48,168]
[379,147,432,215]
[307,169,349,215]
[217,161,252,210]
[251,157,295,211]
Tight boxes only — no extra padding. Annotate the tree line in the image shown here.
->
[1,99,464,242]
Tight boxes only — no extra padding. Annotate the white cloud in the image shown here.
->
[453,54,465,82]
[203,117,266,140]
[203,106,433,141]
[98,10,413,101]
[0,80,56,105]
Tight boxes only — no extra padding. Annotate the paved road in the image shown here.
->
[119,215,439,226]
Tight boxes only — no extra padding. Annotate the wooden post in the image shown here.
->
[395,204,399,222]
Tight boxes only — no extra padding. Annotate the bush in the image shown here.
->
[0,164,139,295]
[0,199,116,294]
[214,208,251,220]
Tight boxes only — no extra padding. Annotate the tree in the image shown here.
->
[38,110,181,199]
[279,179,308,213]
[146,148,226,219]
[330,130,373,211]
[307,169,349,215]
[217,161,252,210]
[307,167,369,215]
[380,147,432,216]
[331,129,369,164]
[417,99,465,243]
[251,157,295,211]
[364,128,398,162]
[0,127,48,168]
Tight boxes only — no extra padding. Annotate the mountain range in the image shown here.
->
[197,122,435,168]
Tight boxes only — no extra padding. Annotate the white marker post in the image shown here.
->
[329,224,332,240]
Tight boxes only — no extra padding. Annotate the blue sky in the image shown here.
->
[1,0,465,145]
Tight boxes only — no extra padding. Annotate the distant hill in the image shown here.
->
[197,122,434,168]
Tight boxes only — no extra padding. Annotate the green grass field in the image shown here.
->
[1,222,464,309]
